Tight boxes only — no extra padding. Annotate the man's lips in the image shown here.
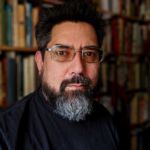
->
[66,84,85,90]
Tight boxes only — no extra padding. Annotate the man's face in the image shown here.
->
[35,21,100,121]
[37,21,100,92]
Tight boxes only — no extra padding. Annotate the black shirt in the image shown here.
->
[0,87,119,150]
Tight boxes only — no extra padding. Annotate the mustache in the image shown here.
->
[59,75,92,92]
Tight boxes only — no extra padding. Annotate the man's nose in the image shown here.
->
[69,51,85,75]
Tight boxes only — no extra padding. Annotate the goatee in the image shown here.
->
[41,71,94,122]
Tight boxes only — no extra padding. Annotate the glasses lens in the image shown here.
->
[83,48,103,63]
[51,45,74,61]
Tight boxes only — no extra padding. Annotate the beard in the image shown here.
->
[41,70,94,122]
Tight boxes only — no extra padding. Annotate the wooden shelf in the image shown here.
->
[42,0,65,4]
[130,120,150,129]
[126,87,150,93]
[106,52,150,56]
[96,87,150,97]
[99,10,150,23]
[0,103,12,109]
[0,46,38,52]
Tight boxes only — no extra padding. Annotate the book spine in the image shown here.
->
[32,6,39,48]
[16,54,23,101]
[6,5,13,46]
[0,61,3,104]
[18,4,25,47]
[0,0,2,45]
[23,56,30,96]
[2,59,8,104]
[29,55,36,93]
[12,0,19,47]
[7,58,15,103]
[2,0,7,45]
[25,3,32,47]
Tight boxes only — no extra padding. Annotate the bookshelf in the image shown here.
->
[0,0,41,108]
[95,1,150,150]
[99,10,150,23]
[0,46,38,52]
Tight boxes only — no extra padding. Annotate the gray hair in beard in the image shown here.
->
[41,71,94,122]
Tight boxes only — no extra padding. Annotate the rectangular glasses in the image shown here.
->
[46,44,104,63]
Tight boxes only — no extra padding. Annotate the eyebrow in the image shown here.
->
[55,43,100,49]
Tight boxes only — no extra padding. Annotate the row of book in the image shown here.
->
[99,56,150,92]
[93,0,150,19]
[0,52,40,105]
[0,0,39,47]
[130,125,150,150]
[102,17,150,54]
[130,93,150,125]
[130,97,150,150]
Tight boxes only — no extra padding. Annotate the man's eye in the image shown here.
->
[56,51,67,55]
[84,52,94,56]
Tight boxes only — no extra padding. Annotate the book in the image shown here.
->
[2,59,8,104]
[25,2,32,47]
[23,56,30,96]
[0,61,3,104]
[112,18,120,54]
[104,20,112,53]
[12,0,19,47]
[107,57,116,82]
[130,130,138,150]
[5,4,13,46]
[100,0,110,11]
[7,58,16,103]
[18,4,25,47]
[99,62,108,92]
[117,17,124,53]
[112,0,120,13]
[132,23,139,54]
[29,55,36,93]
[16,54,23,101]
[32,6,39,48]
[0,0,2,45]
[130,95,139,124]
[1,0,7,45]
[134,62,140,89]
[23,55,37,96]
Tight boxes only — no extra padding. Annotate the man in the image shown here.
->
[0,0,119,149]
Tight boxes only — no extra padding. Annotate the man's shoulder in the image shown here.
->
[0,92,35,116]
[0,91,37,132]
[0,91,37,147]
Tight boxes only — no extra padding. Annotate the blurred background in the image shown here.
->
[0,0,150,150]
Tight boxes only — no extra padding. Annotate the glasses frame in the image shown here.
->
[46,44,104,63]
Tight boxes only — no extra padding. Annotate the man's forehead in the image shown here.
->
[48,21,98,48]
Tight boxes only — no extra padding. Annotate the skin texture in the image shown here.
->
[35,21,100,93]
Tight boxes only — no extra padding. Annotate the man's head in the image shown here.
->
[35,0,105,121]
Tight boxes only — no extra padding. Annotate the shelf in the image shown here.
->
[0,103,12,109]
[126,87,150,93]
[0,46,38,52]
[106,52,150,56]
[130,120,150,129]
[99,10,150,23]
[96,87,150,97]
[42,0,65,4]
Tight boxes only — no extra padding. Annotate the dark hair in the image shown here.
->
[35,0,105,59]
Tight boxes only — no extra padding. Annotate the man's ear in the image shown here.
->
[35,51,43,76]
